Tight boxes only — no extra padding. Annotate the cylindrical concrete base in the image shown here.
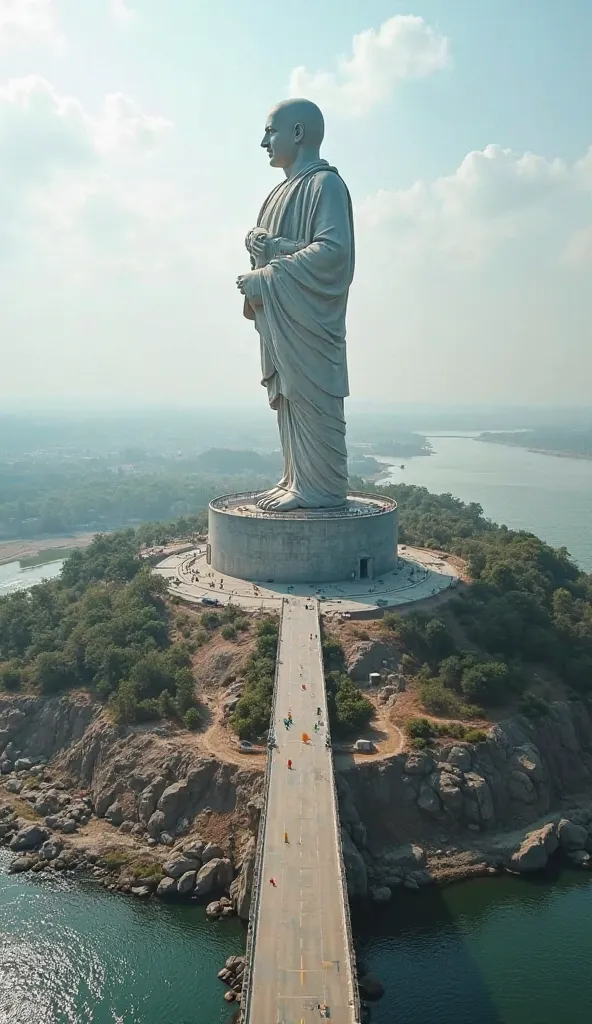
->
[207,491,398,584]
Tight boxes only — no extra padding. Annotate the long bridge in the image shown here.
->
[241,598,361,1023]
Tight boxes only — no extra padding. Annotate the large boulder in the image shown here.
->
[347,640,398,682]
[216,858,234,890]
[105,801,125,827]
[446,746,472,772]
[557,819,589,852]
[463,773,494,824]
[177,870,197,895]
[194,859,221,897]
[202,843,224,863]
[147,810,166,839]
[509,822,557,872]
[383,843,426,871]
[156,876,178,897]
[404,751,434,776]
[9,825,50,851]
[157,780,192,832]
[138,777,168,825]
[163,855,201,879]
[431,771,463,814]
[8,855,36,873]
[508,771,536,804]
[40,839,63,861]
[229,836,256,920]
[417,782,441,816]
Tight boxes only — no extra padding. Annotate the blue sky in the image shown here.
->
[1,1,591,407]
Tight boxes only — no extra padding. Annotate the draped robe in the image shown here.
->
[244,160,355,508]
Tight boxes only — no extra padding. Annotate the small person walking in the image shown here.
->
[287,759,292,769]
[283,831,289,844]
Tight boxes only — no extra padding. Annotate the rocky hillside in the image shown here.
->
[4,692,592,912]
[337,699,592,897]
[0,693,262,857]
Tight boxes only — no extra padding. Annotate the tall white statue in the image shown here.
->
[237,98,355,512]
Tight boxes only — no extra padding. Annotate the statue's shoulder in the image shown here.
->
[308,166,349,198]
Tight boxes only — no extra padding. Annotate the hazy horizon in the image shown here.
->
[1,2,592,407]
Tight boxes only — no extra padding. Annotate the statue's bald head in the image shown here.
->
[261,98,325,175]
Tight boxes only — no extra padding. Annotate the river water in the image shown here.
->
[377,433,592,573]
[0,558,64,596]
[0,851,243,1024]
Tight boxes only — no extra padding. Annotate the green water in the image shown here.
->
[4,846,592,1024]
[354,868,592,1024]
[0,851,244,1024]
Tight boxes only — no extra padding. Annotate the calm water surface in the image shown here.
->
[0,851,243,1024]
[0,558,64,595]
[354,868,592,1024]
[378,433,592,572]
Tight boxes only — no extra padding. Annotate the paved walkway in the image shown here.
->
[244,599,359,1024]
[155,545,458,615]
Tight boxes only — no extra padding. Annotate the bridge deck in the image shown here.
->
[245,599,358,1024]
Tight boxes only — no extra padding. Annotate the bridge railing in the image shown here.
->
[314,603,361,1022]
[240,597,285,1023]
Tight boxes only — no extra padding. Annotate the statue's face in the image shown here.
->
[260,108,299,169]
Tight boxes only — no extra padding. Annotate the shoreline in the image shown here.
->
[476,438,592,461]
[0,533,95,567]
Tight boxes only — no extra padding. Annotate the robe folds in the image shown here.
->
[245,160,355,508]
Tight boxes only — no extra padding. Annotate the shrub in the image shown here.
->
[330,676,374,736]
[0,661,22,691]
[321,636,346,674]
[420,678,463,717]
[518,691,550,718]
[184,707,201,730]
[221,625,237,641]
[235,617,250,632]
[464,728,488,743]
[201,611,221,630]
[411,736,427,749]
[404,716,434,740]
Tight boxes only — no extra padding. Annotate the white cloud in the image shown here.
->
[345,141,592,404]
[356,143,585,266]
[0,0,62,49]
[109,0,134,24]
[0,75,176,269]
[289,15,450,117]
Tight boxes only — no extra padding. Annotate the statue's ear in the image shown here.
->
[293,122,304,143]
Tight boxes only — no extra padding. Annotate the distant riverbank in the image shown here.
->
[0,533,95,567]
[478,432,592,461]
[479,437,592,461]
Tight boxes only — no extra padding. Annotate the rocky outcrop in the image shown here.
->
[509,822,558,872]
[0,693,263,847]
[347,640,399,683]
[229,834,257,920]
[342,702,592,849]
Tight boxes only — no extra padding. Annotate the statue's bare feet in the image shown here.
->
[256,486,287,510]
[265,490,306,512]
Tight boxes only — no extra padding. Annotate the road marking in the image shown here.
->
[300,953,305,985]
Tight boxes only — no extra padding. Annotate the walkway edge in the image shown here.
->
[240,598,285,1023]
[316,608,362,1023]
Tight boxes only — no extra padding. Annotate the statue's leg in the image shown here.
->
[264,394,348,511]
[256,396,292,510]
